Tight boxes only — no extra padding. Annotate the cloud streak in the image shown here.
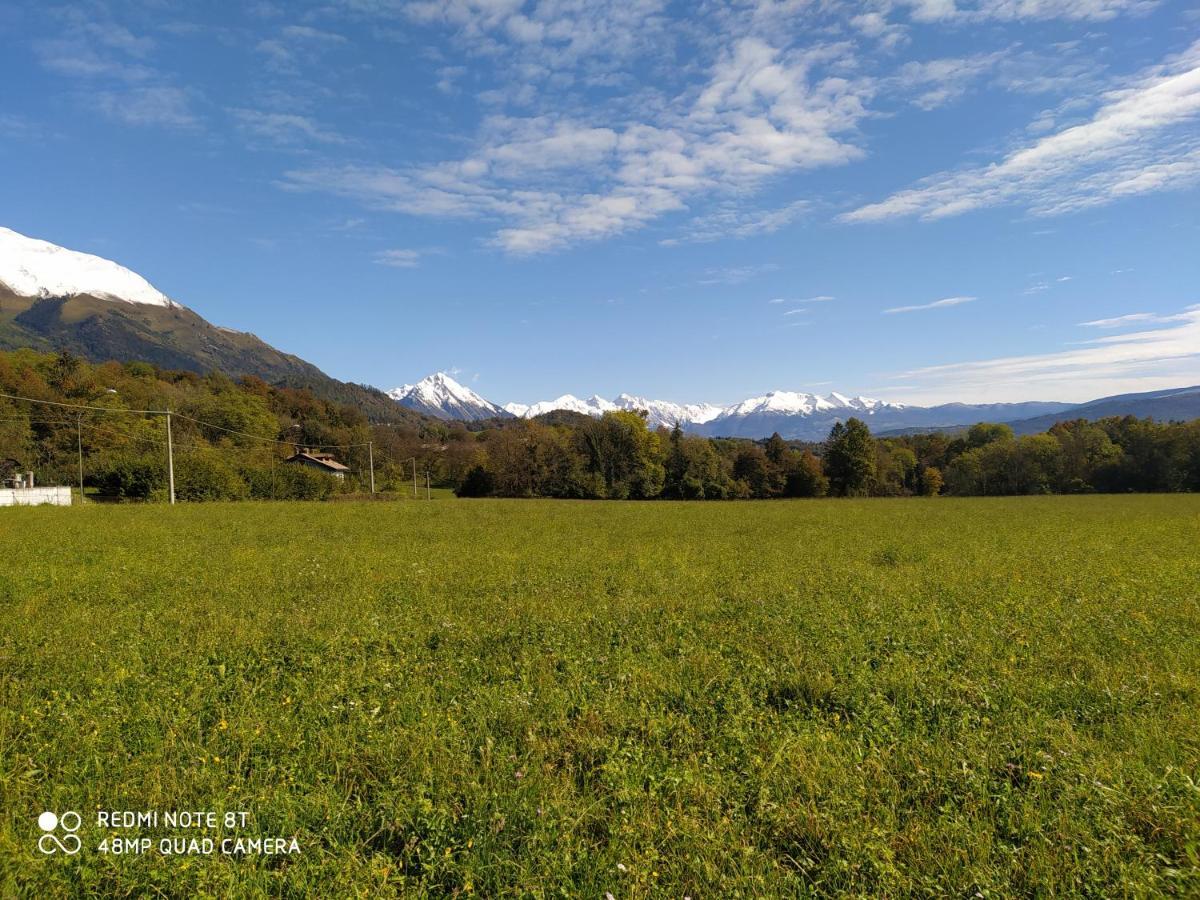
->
[660,200,809,246]
[1079,311,1190,328]
[844,40,1200,223]
[374,247,444,268]
[884,295,976,314]
[895,305,1200,403]
[231,108,346,145]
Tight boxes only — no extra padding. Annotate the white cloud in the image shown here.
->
[436,65,467,94]
[94,87,198,129]
[891,51,1007,110]
[660,199,808,245]
[898,0,1157,22]
[770,294,835,304]
[401,0,671,72]
[375,247,444,268]
[1079,311,1190,328]
[284,36,871,254]
[884,295,976,313]
[32,13,201,130]
[697,263,780,285]
[894,304,1200,403]
[850,11,908,49]
[0,114,44,141]
[35,42,148,80]
[845,40,1200,223]
[257,24,349,74]
[231,108,345,145]
[280,25,347,44]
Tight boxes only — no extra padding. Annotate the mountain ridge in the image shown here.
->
[390,371,1200,440]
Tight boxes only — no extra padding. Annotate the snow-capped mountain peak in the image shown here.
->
[0,226,178,308]
[388,372,508,421]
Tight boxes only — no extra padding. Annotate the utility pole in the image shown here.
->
[368,441,376,494]
[412,457,417,499]
[165,409,176,505]
[75,414,85,504]
[425,470,430,501]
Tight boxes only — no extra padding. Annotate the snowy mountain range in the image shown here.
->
[389,373,1076,440]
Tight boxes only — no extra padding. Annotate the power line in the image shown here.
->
[170,411,372,450]
[0,391,373,451]
[0,390,166,415]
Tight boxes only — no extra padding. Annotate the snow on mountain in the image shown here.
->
[500,392,720,427]
[450,384,907,435]
[0,226,177,308]
[611,394,724,428]
[388,373,509,421]
[391,376,1075,441]
[511,394,618,418]
[704,390,901,422]
[695,391,908,439]
[722,391,835,418]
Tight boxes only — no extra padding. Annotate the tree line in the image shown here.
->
[2,349,1197,501]
[455,412,1200,499]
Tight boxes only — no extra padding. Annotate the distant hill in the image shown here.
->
[1005,385,1200,434]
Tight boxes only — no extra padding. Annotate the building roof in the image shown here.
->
[285,450,350,473]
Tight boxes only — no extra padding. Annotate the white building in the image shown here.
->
[0,470,73,506]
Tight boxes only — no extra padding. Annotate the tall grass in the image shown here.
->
[1,496,1198,896]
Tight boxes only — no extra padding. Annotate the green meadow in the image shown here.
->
[1,496,1198,897]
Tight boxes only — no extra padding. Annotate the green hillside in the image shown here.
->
[0,288,416,423]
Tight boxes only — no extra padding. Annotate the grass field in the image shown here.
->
[1,497,1198,897]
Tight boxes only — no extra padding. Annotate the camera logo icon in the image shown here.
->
[38,811,82,855]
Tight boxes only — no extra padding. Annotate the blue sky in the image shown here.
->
[2,0,1198,406]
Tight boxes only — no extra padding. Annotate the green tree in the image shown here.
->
[577,411,665,499]
[1014,434,1064,494]
[967,422,1014,448]
[763,432,788,465]
[732,444,771,498]
[783,449,828,497]
[455,464,494,498]
[175,447,248,501]
[875,441,917,496]
[825,418,876,496]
